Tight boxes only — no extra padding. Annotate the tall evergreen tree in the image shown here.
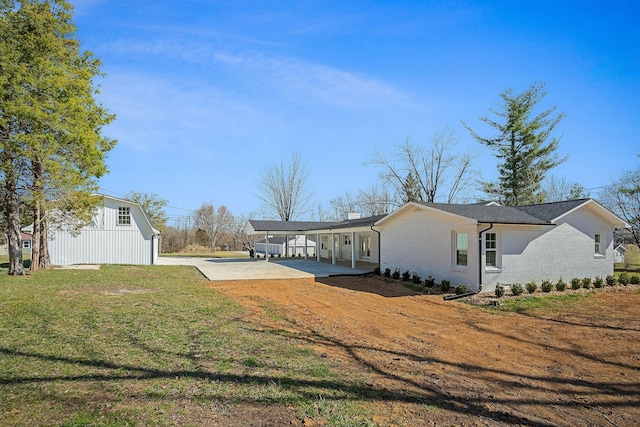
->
[0,0,115,274]
[464,82,566,206]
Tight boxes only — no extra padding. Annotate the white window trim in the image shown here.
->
[452,231,468,270]
[118,206,131,226]
[484,231,502,272]
[594,232,606,258]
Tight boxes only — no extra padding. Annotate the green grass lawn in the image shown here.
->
[0,263,372,426]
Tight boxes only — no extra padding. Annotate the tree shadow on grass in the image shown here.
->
[3,314,639,427]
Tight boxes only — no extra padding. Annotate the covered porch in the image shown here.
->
[244,216,384,271]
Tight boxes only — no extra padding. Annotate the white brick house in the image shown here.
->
[375,199,628,293]
[245,199,627,293]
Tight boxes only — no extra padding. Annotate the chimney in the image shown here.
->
[347,212,361,220]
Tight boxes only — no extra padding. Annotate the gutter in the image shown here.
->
[477,223,494,293]
[370,225,381,271]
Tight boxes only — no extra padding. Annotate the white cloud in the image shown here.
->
[99,36,408,110]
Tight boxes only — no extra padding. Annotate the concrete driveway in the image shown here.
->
[156,257,374,281]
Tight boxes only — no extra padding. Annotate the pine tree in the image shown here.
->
[0,0,115,273]
[464,82,566,206]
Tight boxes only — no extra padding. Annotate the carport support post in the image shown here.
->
[351,231,356,269]
[304,235,308,259]
[316,233,320,262]
[331,232,336,265]
[265,234,270,262]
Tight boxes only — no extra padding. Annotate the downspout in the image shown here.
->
[477,223,494,293]
[371,225,381,271]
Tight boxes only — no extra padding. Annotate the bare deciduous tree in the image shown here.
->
[542,176,589,202]
[600,158,640,248]
[229,212,257,252]
[326,184,392,221]
[257,153,312,221]
[329,190,359,221]
[356,185,393,216]
[368,127,477,205]
[193,203,232,251]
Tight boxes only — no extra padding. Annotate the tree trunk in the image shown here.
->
[38,217,51,269]
[30,202,41,271]
[4,181,24,275]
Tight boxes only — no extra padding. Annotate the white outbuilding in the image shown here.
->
[43,194,161,266]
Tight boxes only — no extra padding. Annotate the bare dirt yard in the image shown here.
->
[214,276,640,426]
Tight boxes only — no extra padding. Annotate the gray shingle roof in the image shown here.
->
[247,215,384,234]
[514,199,590,223]
[248,199,599,232]
[247,220,339,233]
[327,214,387,230]
[417,202,552,225]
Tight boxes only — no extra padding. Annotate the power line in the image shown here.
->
[99,188,195,213]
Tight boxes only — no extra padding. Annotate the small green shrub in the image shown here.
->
[402,271,411,282]
[582,277,592,289]
[630,275,640,285]
[495,284,505,298]
[571,278,582,290]
[424,276,435,287]
[605,275,617,286]
[440,279,451,292]
[510,283,524,296]
[374,267,381,275]
[541,280,553,293]
[593,276,604,288]
[526,282,538,294]
[455,285,467,295]
[384,268,391,278]
[618,272,629,286]
[392,269,400,280]
[556,279,567,291]
[412,273,421,285]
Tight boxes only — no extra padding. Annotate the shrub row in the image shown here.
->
[378,268,466,294]
[495,273,639,298]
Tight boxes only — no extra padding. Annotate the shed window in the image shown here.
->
[118,207,131,225]
[454,232,468,267]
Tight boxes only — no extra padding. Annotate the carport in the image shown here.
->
[243,216,383,271]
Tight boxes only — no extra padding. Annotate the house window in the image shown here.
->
[118,207,131,225]
[485,232,497,267]
[454,232,468,267]
[344,234,351,246]
[360,236,371,257]
[594,233,604,256]
[321,236,328,250]
[22,240,31,248]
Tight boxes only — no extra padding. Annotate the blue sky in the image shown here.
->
[72,0,639,224]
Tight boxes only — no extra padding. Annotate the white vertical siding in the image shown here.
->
[48,197,156,265]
